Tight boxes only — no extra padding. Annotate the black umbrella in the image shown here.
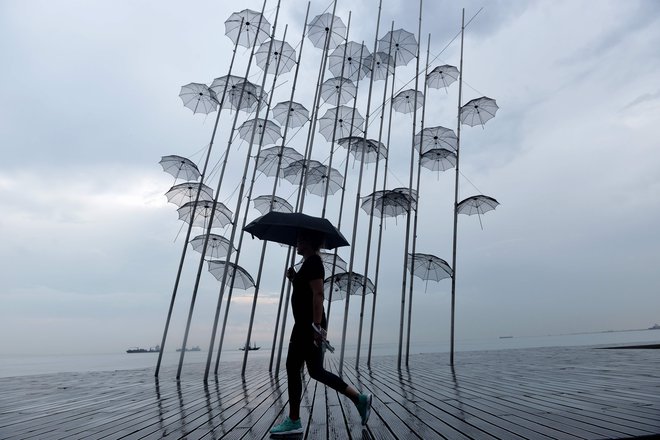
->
[243,211,349,249]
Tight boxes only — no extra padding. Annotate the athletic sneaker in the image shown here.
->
[270,417,303,436]
[356,393,372,425]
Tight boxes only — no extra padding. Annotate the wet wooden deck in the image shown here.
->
[1,346,659,439]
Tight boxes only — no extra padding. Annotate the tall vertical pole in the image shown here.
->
[155,19,243,378]
[211,0,283,378]
[354,0,383,369]
[177,4,268,381]
[338,38,375,376]
[405,33,431,366]
[367,22,396,368]
[215,26,289,371]
[450,9,465,367]
[397,0,423,371]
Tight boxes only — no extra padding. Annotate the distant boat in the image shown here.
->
[499,336,513,339]
[176,346,201,352]
[126,345,160,354]
[649,324,660,330]
[239,342,260,351]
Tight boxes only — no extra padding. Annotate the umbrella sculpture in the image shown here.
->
[414,126,458,153]
[178,83,218,115]
[165,182,214,207]
[364,51,394,81]
[210,76,263,112]
[320,77,357,106]
[419,148,457,174]
[252,195,294,215]
[224,9,271,48]
[256,146,304,177]
[190,233,236,260]
[426,64,460,90]
[304,163,344,197]
[328,41,371,82]
[177,200,233,230]
[296,251,347,274]
[208,260,256,290]
[378,28,417,66]
[460,96,499,127]
[256,39,297,76]
[271,101,309,128]
[337,136,387,164]
[243,211,349,249]
[407,253,452,291]
[318,106,364,141]
[323,271,374,301]
[159,155,202,182]
[237,118,282,146]
[360,188,418,219]
[281,159,323,186]
[457,195,500,229]
[307,13,346,50]
[392,89,424,114]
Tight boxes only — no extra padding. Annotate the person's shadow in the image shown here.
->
[269,434,303,439]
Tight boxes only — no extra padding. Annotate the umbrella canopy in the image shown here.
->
[177,200,233,229]
[256,146,304,177]
[190,233,235,260]
[208,260,255,290]
[420,148,457,173]
[337,136,387,164]
[165,182,214,207]
[457,194,499,229]
[426,65,459,90]
[392,89,424,114]
[414,126,458,153]
[243,211,349,249]
[304,163,343,197]
[252,195,294,215]
[361,188,417,218]
[224,9,271,48]
[407,253,453,282]
[318,106,364,141]
[237,118,281,146]
[159,155,201,181]
[307,13,346,50]
[460,96,499,127]
[323,271,374,301]
[296,251,347,274]
[378,29,417,66]
[209,76,261,112]
[320,77,356,105]
[457,195,499,216]
[178,83,218,115]
[364,51,394,81]
[271,101,309,128]
[281,159,323,186]
[328,41,370,82]
[256,39,297,75]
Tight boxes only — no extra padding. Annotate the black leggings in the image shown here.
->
[286,333,348,411]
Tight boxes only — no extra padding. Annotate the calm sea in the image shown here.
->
[1,329,658,378]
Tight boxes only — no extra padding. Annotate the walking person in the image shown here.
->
[270,229,372,436]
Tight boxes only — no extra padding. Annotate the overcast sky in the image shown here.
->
[1,0,659,358]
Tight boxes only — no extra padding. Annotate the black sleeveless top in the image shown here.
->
[291,254,326,340]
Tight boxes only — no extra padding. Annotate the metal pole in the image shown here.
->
[196,2,272,382]
[405,33,431,367]
[450,9,465,367]
[367,21,396,368]
[397,0,423,371]
[354,0,383,369]
[212,0,283,377]
[154,18,243,378]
